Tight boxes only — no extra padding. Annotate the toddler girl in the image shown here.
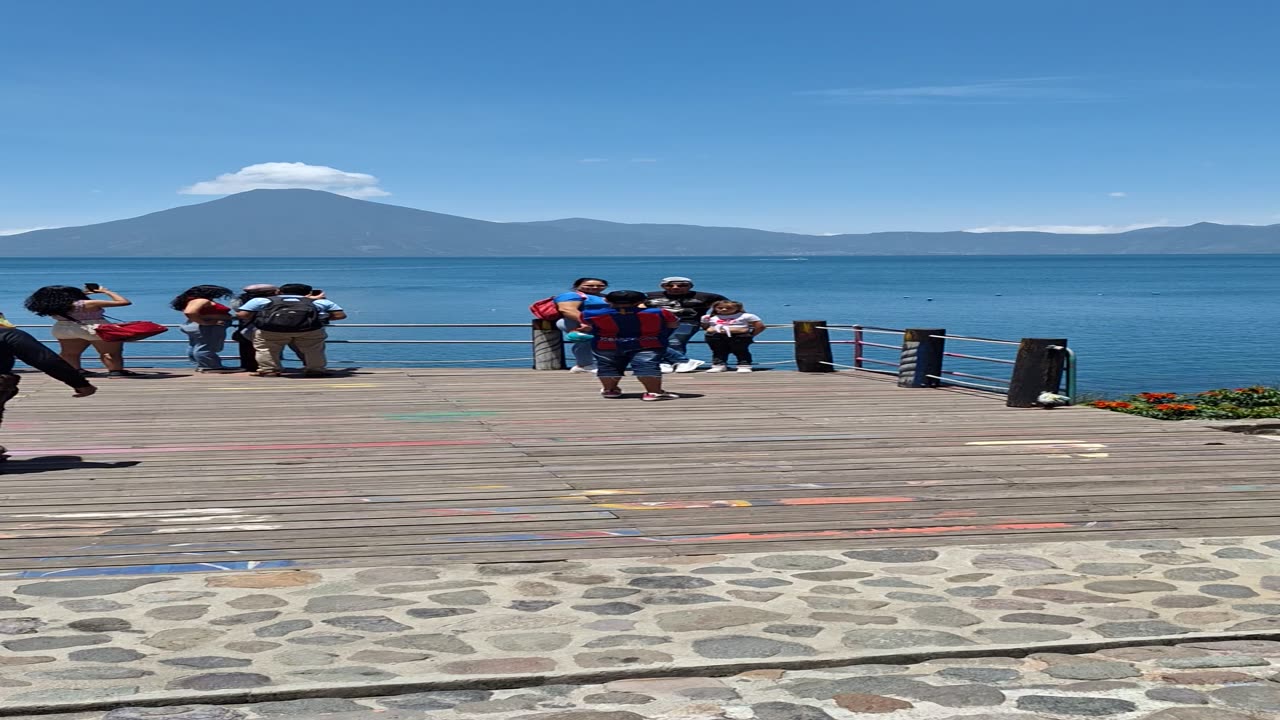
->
[701,300,766,372]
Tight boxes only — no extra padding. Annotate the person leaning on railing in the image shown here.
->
[236,283,347,378]
[555,277,610,373]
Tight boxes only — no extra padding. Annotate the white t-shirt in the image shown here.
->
[703,312,761,334]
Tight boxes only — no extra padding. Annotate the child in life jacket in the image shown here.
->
[700,300,766,373]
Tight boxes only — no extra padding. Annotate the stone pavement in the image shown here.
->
[22,638,1280,719]
[2,536,1279,717]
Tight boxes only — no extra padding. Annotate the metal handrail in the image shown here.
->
[929,334,1020,346]
[925,374,1008,392]
[822,325,904,335]
[941,370,1012,384]
[856,357,899,368]
[942,351,1016,366]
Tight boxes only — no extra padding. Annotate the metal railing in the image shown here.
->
[11,320,1075,403]
[11,322,803,367]
[818,324,905,377]
[926,333,1020,394]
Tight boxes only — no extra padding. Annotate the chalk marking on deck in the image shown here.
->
[3,438,501,457]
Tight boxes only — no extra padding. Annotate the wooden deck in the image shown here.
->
[1,368,1278,576]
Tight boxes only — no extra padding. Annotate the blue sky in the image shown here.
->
[3,1,1278,235]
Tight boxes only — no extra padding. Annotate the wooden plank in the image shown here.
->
[3,367,1277,572]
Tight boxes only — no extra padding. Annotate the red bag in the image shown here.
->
[529,291,585,320]
[94,321,169,343]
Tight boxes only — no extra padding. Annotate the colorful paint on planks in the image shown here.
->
[1,521,1111,576]
[1,559,295,579]
[595,496,916,510]
[2,438,502,457]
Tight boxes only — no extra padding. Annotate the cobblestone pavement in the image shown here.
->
[21,639,1280,719]
[2,536,1278,716]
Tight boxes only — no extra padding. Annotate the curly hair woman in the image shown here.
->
[171,285,235,372]
[23,285,134,378]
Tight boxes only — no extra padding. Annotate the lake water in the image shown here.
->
[1,256,1274,395]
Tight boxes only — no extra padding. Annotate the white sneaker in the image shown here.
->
[736,366,753,373]
[706,365,728,373]
[675,359,705,373]
[569,365,596,373]
[659,363,675,374]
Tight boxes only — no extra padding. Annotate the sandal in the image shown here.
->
[251,370,282,377]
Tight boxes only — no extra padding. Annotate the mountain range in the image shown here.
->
[4,189,1279,256]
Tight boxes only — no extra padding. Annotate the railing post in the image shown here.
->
[531,320,567,370]
[1007,338,1067,407]
[793,320,834,372]
[898,328,945,387]
[853,325,864,370]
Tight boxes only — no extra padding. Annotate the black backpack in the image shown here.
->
[253,297,323,332]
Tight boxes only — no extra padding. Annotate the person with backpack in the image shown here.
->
[534,278,609,373]
[235,283,346,377]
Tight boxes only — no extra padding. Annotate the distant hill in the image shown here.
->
[3,189,1279,256]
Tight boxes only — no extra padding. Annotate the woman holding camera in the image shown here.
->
[23,285,134,378]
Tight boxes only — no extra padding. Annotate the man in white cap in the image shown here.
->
[645,277,728,373]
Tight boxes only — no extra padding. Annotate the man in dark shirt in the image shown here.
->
[645,276,728,373]
[1,326,97,461]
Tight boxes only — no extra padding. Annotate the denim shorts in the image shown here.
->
[593,348,664,378]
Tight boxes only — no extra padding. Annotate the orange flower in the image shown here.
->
[1140,392,1177,401]
[1093,400,1134,410]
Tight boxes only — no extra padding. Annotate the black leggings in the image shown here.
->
[705,335,753,366]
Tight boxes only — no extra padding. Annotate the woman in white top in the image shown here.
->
[700,300,766,372]
[23,285,134,377]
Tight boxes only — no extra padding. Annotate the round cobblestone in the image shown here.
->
[842,549,938,563]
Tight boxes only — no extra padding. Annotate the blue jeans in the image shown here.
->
[593,348,664,378]
[180,323,227,369]
[661,322,700,365]
[557,318,596,368]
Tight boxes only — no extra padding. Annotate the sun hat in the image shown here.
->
[661,276,693,284]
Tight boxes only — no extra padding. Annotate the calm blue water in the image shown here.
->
[1,256,1274,395]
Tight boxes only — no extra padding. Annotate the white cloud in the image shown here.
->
[0,226,57,236]
[802,77,1101,104]
[180,162,389,198]
[578,158,609,164]
[1108,191,1128,198]
[965,222,1166,234]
